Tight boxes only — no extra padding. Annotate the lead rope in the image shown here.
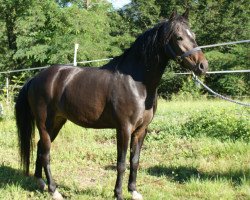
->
[192,72,250,107]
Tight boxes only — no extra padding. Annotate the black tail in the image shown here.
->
[15,79,35,175]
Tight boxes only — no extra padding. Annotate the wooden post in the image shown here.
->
[86,0,90,9]
[0,103,3,117]
[6,76,9,105]
[74,43,79,66]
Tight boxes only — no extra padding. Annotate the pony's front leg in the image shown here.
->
[114,127,130,200]
[128,128,147,200]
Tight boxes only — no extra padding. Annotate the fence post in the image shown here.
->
[6,75,9,105]
[74,43,79,66]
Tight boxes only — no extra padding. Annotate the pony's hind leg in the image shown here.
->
[49,117,67,142]
[37,122,56,192]
[35,110,65,200]
[34,116,66,193]
[35,140,46,191]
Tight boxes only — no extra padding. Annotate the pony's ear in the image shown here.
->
[169,10,177,21]
[182,8,189,20]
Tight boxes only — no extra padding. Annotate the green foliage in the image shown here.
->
[148,100,250,142]
[172,76,206,100]
[0,72,31,108]
[216,75,249,96]
[182,109,250,142]
[0,0,123,70]
[120,0,161,35]
[0,0,249,98]
[158,70,184,98]
[158,61,207,100]
[158,72,205,100]
[191,0,250,45]
[205,46,250,96]
[12,1,116,66]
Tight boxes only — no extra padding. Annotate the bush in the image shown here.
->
[158,69,205,100]
[181,109,250,142]
[158,64,185,99]
[148,102,250,142]
[204,47,250,97]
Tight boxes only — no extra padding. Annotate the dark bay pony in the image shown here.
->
[15,10,208,200]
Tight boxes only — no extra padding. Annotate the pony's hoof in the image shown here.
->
[37,178,46,191]
[131,191,143,200]
[52,189,64,200]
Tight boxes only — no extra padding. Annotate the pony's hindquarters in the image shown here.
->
[15,79,35,175]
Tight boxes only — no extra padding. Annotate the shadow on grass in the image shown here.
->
[104,164,116,171]
[0,165,39,191]
[0,165,117,199]
[147,165,249,186]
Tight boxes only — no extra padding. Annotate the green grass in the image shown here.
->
[0,100,249,200]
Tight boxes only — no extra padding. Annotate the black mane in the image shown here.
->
[102,15,188,71]
[102,21,170,70]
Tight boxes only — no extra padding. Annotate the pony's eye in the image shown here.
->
[177,36,183,41]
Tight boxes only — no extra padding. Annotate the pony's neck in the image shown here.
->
[145,45,171,91]
[117,45,170,92]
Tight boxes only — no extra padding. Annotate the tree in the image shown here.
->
[120,0,161,36]
[0,0,35,70]
[0,0,117,71]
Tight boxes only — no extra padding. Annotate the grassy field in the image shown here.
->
[0,99,249,200]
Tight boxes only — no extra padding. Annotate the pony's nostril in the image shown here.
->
[199,63,204,71]
[197,61,208,74]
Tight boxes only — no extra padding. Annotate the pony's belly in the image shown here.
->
[67,114,116,129]
[73,120,116,129]
[61,102,117,129]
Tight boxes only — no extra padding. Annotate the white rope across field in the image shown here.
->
[196,39,250,49]
[175,69,250,75]
[192,72,250,107]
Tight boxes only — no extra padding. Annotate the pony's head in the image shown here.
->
[165,9,208,75]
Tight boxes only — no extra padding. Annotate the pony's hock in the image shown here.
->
[15,9,208,200]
